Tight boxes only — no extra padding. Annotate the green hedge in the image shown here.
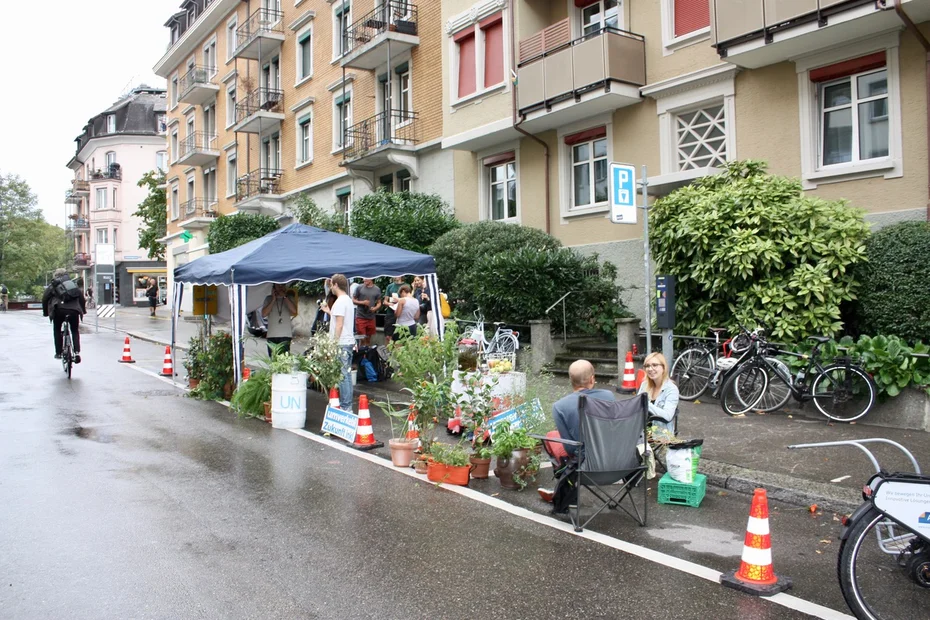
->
[350,190,459,255]
[206,213,279,254]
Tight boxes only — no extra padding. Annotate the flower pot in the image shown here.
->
[389,439,417,467]
[413,459,429,475]
[263,401,272,424]
[188,378,201,389]
[427,461,469,486]
[469,456,492,479]
[494,449,535,490]
[222,382,233,401]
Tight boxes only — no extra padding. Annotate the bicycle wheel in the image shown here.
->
[494,334,518,356]
[720,364,768,416]
[670,347,714,401]
[811,364,876,422]
[61,327,73,379]
[754,357,792,413]
[838,506,929,620]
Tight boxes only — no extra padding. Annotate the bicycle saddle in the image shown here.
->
[808,336,832,343]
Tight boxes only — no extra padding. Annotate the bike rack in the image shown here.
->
[788,439,922,475]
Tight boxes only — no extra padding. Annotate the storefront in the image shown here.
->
[117,261,167,307]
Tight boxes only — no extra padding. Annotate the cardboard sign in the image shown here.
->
[488,398,543,438]
[321,405,359,443]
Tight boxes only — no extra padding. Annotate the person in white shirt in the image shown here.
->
[322,273,356,411]
[261,283,298,357]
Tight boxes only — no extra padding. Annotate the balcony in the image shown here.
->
[64,190,82,205]
[73,252,92,267]
[178,65,219,106]
[342,110,418,170]
[341,1,419,70]
[233,88,284,133]
[233,8,285,60]
[89,165,122,182]
[67,218,90,232]
[176,132,220,167]
[235,168,284,215]
[72,179,90,195]
[516,23,645,134]
[179,198,218,230]
[710,0,930,68]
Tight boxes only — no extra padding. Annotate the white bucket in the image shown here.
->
[271,372,308,429]
[351,369,357,385]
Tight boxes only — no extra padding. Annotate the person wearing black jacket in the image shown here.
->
[42,269,86,362]
[411,275,431,329]
[146,277,159,317]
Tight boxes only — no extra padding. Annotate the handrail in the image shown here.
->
[236,7,284,50]
[545,291,573,343]
[343,109,418,161]
[235,87,284,123]
[180,131,218,156]
[178,65,216,94]
[517,26,645,68]
[545,291,571,315]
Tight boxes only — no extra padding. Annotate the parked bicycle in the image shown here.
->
[789,439,928,620]
[456,312,519,360]
[721,335,877,421]
[669,327,753,400]
[61,320,75,379]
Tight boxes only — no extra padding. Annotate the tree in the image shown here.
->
[3,219,70,295]
[0,172,41,283]
[349,190,459,254]
[134,171,167,261]
[649,160,870,340]
[206,213,279,254]
[291,193,344,232]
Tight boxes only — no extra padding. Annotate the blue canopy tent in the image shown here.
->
[170,223,443,384]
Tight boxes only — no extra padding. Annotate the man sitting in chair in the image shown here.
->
[550,360,616,458]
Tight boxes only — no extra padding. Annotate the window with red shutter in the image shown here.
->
[482,13,504,88]
[455,29,477,98]
[674,0,710,37]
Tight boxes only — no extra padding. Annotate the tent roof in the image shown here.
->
[173,223,437,285]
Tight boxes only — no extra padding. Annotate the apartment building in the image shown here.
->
[65,86,168,307]
[153,0,449,310]
[441,0,930,312]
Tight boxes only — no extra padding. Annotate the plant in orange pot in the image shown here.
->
[372,395,418,468]
[427,442,470,486]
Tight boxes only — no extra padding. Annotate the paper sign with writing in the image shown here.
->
[488,399,543,438]
[321,405,359,443]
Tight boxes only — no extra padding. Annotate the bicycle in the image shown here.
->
[61,320,74,379]
[721,335,877,421]
[457,312,520,360]
[788,439,929,620]
[669,327,753,400]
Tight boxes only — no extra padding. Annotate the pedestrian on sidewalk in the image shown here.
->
[323,274,356,412]
[261,283,298,358]
[146,278,159,317]
[394,284,420,339]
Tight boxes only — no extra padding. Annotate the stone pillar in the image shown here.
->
[529,319,554,374]
[616,318,640,381]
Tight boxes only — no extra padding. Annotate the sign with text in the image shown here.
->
[96,243,115,266]
[488,398,544,439]
[321,405,359,443]
[192,285,218,315]
[608,163,637,225]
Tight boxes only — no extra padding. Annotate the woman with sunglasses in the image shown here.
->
[638,352,679,432]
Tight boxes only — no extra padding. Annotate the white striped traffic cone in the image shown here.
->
[328,387,340,409]
[160,345,174,376]
[118,336,135,364]
[619,351,635,392]
[351,394,382,450]
[721,488,792,595]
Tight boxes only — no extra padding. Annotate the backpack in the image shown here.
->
[0,284,7,294]
[360,357,378,382]
[439,292,451,319]
[53,277,82,302]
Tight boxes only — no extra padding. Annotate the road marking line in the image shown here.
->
[123,364,853,620]
[123,364,187,389]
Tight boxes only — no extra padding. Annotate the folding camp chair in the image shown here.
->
[536,393,649,532]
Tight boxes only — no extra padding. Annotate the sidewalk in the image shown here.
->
[111,305,929,513]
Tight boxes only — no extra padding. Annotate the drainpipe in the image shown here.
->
[509,0,551,234]
[891,0,930,220]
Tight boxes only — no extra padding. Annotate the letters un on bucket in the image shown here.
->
[321,405,359,443]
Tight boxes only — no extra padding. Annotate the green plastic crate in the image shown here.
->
[657,472,706,508]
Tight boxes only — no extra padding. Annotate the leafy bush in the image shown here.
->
[853,221,930,343]
[465,247,631,336]
[430,221,561,306]
[290,193,345,233]
[206,213,279,254]
[650,160,870,340]
[190,331,235,400]
[350,190,459,254]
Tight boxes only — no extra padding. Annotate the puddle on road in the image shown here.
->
[66,425,115,443]
[646,523,743,557]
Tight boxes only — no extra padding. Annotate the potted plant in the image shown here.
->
[491,422,541,490]
[427,441,471,486]
[372,395,418,467]
[183,334,206,389]
[189,331,234,401]
[302,333,345,396]
[231,367,272,421]
[459,372,498,479]
[268,352,313,429]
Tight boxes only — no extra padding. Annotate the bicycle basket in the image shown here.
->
[716,357,738,371]
[485,352,516,371]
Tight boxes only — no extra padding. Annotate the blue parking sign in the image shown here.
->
[609,163,637,224]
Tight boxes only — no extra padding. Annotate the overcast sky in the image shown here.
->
[0,0,181,227]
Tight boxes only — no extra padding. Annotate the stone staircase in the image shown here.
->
[545,339,626,383]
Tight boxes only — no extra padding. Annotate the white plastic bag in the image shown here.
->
[667,445,695,484]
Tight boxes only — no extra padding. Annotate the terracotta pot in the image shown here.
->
[413,459,429,475]
[427,461,469,486]
[188,378,201,389]
[469,456,492,479]
[263,402,272,424]
[222,383,233,401]
[389,439,417,467]
[494,449,535,490]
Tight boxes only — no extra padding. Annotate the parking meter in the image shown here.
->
[656,275,676,329]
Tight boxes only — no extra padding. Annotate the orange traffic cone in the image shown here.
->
[352,394,382,450]
[160,345,174,376]
[242,367,251,381]
[405,405,419,442]
[118,336,135,363]
[618,351,636,392]
[634,368,647,391]
[721,488,792,595]
[328,387,340,410]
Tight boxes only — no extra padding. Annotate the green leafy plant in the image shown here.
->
[231,368,272,418]
[183,334,207,381]
[350,190,459,254]
[303,333,348,391]
[650,160,870,341]
[291,193,345,232]
[852,221,930,343]
[429,441,471,467]
[491,422,541,489]
[133,171,167,261]
[190,331,234,400]
[370,394,411,440]
[458,373,498,454]
[268,351,313,376]
[206,213,279,254]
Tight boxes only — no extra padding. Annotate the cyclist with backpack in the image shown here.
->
[42,268,86,363]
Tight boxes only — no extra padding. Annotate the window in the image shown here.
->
[170,74,179,108]
[263,133,281,170]
[487,157,517,221]
[171,130,179,162]
[203,38,217,74]
[820,69,888,166]
[113,227,119,250]
[226,16,238,60]
[452,11,505,101]
[105,151,116,168]
[95,187,107,210]
[226,86,237,127]
[398,70,411,117]
[157,114,167,134]
[335,187,351,226]
[112,188,118,211]
[187,176,195,211]
[334,92,352,149]
[333,2,351,58]
[569,133,608,208]
[96,228,108,244]
[662,0,710,49]
[297,27,313,82]
[581,0,620,36]
[226,153,238,197]
[675,104,727,170]
[171,185,180,220]
[380,174,394,192]
[106,115,116,133]
[298,115,312,164]
[204,168,217,203]
[397,169,411,192]
[186,115,195,138]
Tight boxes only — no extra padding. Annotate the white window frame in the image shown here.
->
[95,187,107,210]
[96,228,108,244]
[332,1,351,61]
[156,151,167,172]
[226,15,238,62]
[157,114,167,134]
[296,23,314,85]
[186,114,195,139]
[171,129,179,163]
[226,85,237,129]
[660,0,711,55]
[577,0,623,38]
[226,152,238,198]
[170,184,180,220]
[447,2,511,108]
[334,186,352,226]
[203,36,218,75]
[106,115,116,133]
[477,142,521,223]
[186,175,196,212]
[170,72,179,109]
[557,115,613,219]
[296,112,313,167]
[105,151,116,168]
[332,88,353,152]
[262,132,282,171]
[796,32,903,189]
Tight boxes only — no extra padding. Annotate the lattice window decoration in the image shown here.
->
[675,104,727,170]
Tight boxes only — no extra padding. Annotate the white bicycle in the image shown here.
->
[457,312,519,359]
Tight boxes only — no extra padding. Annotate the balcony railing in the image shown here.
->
[67,218,90,231]
[64,190,82,204]
[89,165,122,182]
[343,110,418,162]
[182,198,218,219]
[72,179,90,194]
[235,87,284,124]
[345,1,418,53]
[180,132,218,157]
[178,65,217,102]
[235,8,284,52]
[73,252,92,266]
[236,168,283,201]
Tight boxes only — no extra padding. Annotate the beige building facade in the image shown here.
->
[153,0,450,309]
[441,0,930,312]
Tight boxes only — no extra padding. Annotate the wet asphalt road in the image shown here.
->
[0,311,851,619]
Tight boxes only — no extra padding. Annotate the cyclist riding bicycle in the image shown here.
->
[42,268,86,363]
